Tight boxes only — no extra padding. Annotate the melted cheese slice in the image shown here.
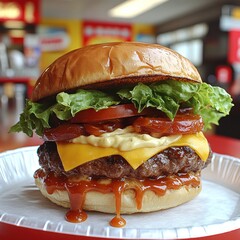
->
[57,132,209,172]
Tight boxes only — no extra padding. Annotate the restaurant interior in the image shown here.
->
[0,0,240,157]
[0,1,240,240]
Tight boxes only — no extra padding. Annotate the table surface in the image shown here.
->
[0,131,240,240]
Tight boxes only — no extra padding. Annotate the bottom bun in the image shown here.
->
[35,177,201,214]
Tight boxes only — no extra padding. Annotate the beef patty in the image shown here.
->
[38,142,211,179]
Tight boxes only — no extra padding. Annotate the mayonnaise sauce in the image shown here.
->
[71,126,182,151]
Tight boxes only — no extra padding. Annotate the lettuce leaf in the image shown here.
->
[10,80,233,137]
[9,100,52,137]
[52,89,120,120]
[10,89,120,137]
[118,80,233,129]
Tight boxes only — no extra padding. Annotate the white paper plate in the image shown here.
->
[0,146,239,239]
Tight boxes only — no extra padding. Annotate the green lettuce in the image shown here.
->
[10,80,233,137]
[10,89,120,137]
[118,80,233,129]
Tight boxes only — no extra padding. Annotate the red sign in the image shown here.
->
[83,21,132,46]
[0,0,40,24]
[228,30,240,63]
[216,65,232,84]
[40,29,70,52]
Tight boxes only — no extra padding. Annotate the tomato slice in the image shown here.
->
[43,106,202,141]
[43,120,124,141]
[43,124,85,141]
[133,114,204,137]
[69,104,156,123]
[84,120,124,136]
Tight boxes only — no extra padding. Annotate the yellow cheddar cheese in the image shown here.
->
[57,132,209,171]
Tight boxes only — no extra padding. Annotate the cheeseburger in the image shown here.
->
[10,42,233,227]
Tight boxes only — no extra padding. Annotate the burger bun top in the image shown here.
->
[32,42,202,102]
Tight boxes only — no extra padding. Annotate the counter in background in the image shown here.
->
[0,132,42,153]
[206,134,240,158]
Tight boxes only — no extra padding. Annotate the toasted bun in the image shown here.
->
[35,177,201,214]
[32,42,202,101]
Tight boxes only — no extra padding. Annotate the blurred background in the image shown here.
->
[0,0,240,152]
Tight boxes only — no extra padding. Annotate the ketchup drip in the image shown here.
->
[65,184,87,223]
[109,180,126,227]
[34,169,200,228]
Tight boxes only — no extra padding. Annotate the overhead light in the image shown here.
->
[109,0,168,18]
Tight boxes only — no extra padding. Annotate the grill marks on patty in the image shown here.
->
[38,142,211,179]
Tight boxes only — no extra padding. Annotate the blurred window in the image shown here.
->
[171,39,203,66]
[157,23,208,66]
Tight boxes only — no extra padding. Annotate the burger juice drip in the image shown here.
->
[34,169,200,228]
